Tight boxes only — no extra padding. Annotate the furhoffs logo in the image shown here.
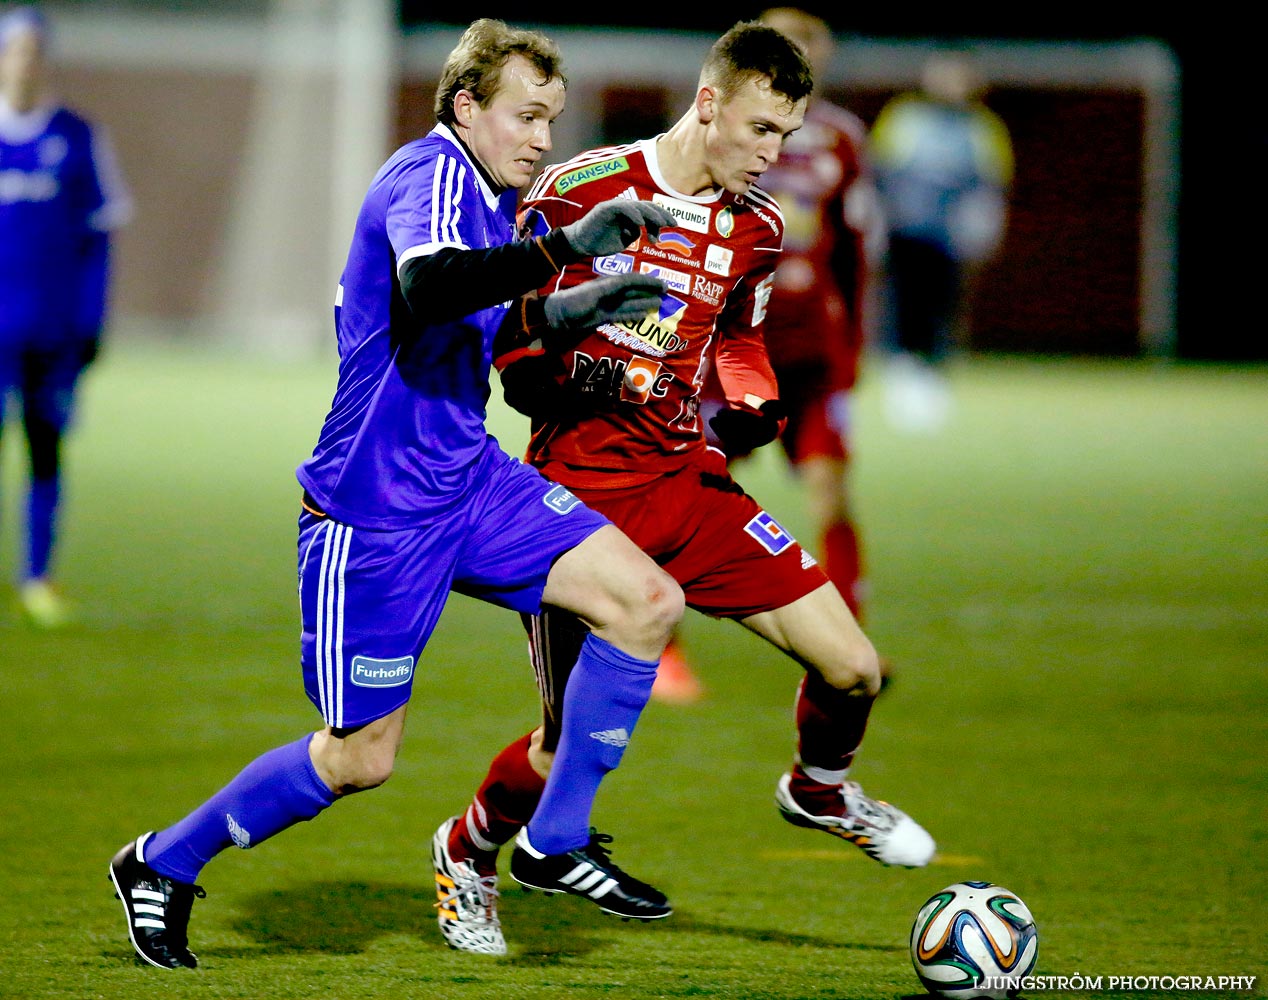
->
[350,655,415,688]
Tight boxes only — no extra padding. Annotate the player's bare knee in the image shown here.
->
[311,732,397,794]
[817,639,881,695]
[638,569,684,644]
[330,754,395,794]
[600,570,681,659]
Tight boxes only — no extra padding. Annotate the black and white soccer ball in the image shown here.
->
[910,881,1038,999]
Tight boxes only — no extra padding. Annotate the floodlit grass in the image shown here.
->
[1,345,1265,999]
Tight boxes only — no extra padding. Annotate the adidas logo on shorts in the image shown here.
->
[589,728,631,747]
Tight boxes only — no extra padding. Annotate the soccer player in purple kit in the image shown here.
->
[107,19,682,969]
[0,6,131,627]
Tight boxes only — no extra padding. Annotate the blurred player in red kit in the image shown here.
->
[430,19,934,956]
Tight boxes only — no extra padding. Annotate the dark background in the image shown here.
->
[402,4,1262,362]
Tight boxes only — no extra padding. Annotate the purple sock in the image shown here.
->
[25,477,59,580]
[145,734,335,883]
[526,633,657,854]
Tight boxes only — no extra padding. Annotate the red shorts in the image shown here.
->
[572,447,827,619]
[774,364,851,465]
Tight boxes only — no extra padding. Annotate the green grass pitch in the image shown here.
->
[0,345,1264,999]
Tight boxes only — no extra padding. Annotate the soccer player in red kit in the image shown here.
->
[429,21,934,956]
[745,7,881,622]
[686,8,885,693]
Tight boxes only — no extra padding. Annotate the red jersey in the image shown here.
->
[759,101,873,389]
[519,138,783,490]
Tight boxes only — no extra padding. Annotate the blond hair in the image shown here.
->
[434,18,565,126]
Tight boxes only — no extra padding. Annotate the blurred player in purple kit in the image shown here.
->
[0,5,131,626]
[107,18,683,970]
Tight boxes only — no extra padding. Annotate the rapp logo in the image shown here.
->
[692,274,726,305]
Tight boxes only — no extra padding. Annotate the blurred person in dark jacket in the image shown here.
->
[870,49,1012,433]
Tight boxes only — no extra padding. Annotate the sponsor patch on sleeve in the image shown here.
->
[744,510,795,555]
[543,484,582,514]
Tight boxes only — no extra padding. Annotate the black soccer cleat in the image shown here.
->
[509,827,672,921]
[108,833,206,969]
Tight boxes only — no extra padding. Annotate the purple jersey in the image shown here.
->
[0,98,130,348]
[297,124,523,529]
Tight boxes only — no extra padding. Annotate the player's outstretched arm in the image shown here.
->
[491,273,664,421]
[543,273,665,330]
[398,200,672,330]
[558,199,678,257]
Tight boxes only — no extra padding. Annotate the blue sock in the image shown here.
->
[526,633,657,854]
[25,477,59,580]
[146,734,336,883]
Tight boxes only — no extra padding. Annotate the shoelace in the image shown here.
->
[436,869,501,925]
[581,831,661,897]
[154,881,206,950]
[840,781,897,832]
[582,830,625,872]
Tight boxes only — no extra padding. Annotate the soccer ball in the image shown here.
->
[910,881,1038,999]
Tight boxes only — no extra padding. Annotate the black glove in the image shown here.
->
[708,400,788,458]
[543,273,665,331]
[559,198,678,257]
[498,352,573,421]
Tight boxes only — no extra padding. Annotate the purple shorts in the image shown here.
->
[297,445,609,729]
[0,341,83,432]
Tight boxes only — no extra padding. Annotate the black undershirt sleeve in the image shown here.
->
[397,228,578,328]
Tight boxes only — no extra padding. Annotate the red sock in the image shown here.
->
[823,519,864,619]
[791,672,874,812]
[448,731,545,872]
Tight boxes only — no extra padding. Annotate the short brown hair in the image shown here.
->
[433,18,566,127]
[699,20,813,107]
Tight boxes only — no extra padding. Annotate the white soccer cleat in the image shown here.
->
[431,817,507,956]
[775,772,936,868]
[19,578,72,629]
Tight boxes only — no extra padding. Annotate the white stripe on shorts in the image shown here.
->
[332,525,351,727]
[314,520,352,729]
[314,521,334,725]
